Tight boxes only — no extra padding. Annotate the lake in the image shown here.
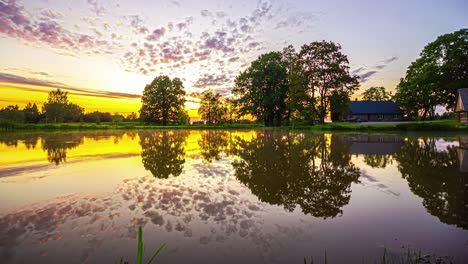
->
[0,130,467,263]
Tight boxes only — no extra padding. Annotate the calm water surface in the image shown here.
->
[0,130,467,263]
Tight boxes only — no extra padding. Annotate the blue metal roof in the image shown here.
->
[348,101,404,114]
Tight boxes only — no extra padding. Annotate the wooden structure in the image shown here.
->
[341,100,404,122]
[455,88,468,125]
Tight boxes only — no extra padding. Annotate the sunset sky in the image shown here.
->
[0,0,467,117]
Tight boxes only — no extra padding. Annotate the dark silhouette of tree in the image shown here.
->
[138,131,189,178]
[361,87,392,101]
[231,132,360,218]
[198,90,227,125]
[329,90,351,122]
[23,103,41,124]
[43,89,69,123]
[394,138,468,230]
[140,76,186,125]
[233,52,289,126]
[0,105,24,123]
[198,130,229,163]
[297,41,359,124]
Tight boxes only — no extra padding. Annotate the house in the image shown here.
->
[454,88,468,125]
[341,100,404,122]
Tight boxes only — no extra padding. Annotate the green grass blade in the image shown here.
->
[146,243,166,264]
[137,226,144,264]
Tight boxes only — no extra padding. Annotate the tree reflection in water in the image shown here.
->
[138,130,189,179]
[394,138,468,230]
[41,133,84,165]
[198,130,230,163]
[231,131,361,218]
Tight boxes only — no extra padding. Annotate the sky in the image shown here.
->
[0,0,467,116]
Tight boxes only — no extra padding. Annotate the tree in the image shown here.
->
[43,89,69,123]
[361,86,392,101]
[233,52,289,126]
[0,105,25,123]
[111,114,124,125]
[23,103,41,124]
[394,29,468,119]
[176,109,190,125]
[329,90,350,122]
[126,112,138,121]
[297,41,359,123]
[140,75,186,125]
[282,45,309,123]
[198,90,226,125]
[63,103,84,123]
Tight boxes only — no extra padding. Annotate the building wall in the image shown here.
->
[460,112,468,125]
[341,113,404,122]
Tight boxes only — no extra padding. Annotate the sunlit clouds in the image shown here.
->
[0,0,466,113]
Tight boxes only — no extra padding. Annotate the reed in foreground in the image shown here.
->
[107,226,166,264]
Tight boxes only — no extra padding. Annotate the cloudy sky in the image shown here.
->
[0,0,466,115]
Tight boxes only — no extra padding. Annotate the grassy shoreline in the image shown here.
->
[1,119,468,132]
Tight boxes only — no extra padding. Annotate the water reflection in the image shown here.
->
[1,130,468,263]
[231,132,361,218]
[394,138,468,230]
[41,134,83,165]
[198,131,230,163]
[348,134,404,168]
[138,131,189,178]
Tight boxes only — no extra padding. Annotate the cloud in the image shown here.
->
[40,9,64,19]
[0,72,140,99]
[87,0,106,16]
[352,57,399,83]
[193,74,230,88]
[200,9,211,17]
[146,27,166,41]
[358,71,378,82]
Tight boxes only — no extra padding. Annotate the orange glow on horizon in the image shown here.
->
[0,82,201,119]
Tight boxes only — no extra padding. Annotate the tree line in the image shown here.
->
[0,89,139,124]
[143,29,467,126]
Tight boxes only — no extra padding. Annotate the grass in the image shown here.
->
[0,120,262,131]
[303,248,456,264]
[107,226,165,264]
[2,119,467,132]
[297,119,468,132]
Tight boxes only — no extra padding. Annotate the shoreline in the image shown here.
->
[1,120,468,132]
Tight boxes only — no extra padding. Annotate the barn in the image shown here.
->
[341,100,404,122]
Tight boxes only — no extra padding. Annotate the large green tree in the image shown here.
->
[198,89,227,125]
[394,29,468,119]
[43,89,69,123]
[361,86,392,101]
[233,52,289,126]
[140,75,186,125]
[297,41,359,124]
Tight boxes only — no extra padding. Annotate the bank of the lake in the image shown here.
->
[1,119,468,132]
